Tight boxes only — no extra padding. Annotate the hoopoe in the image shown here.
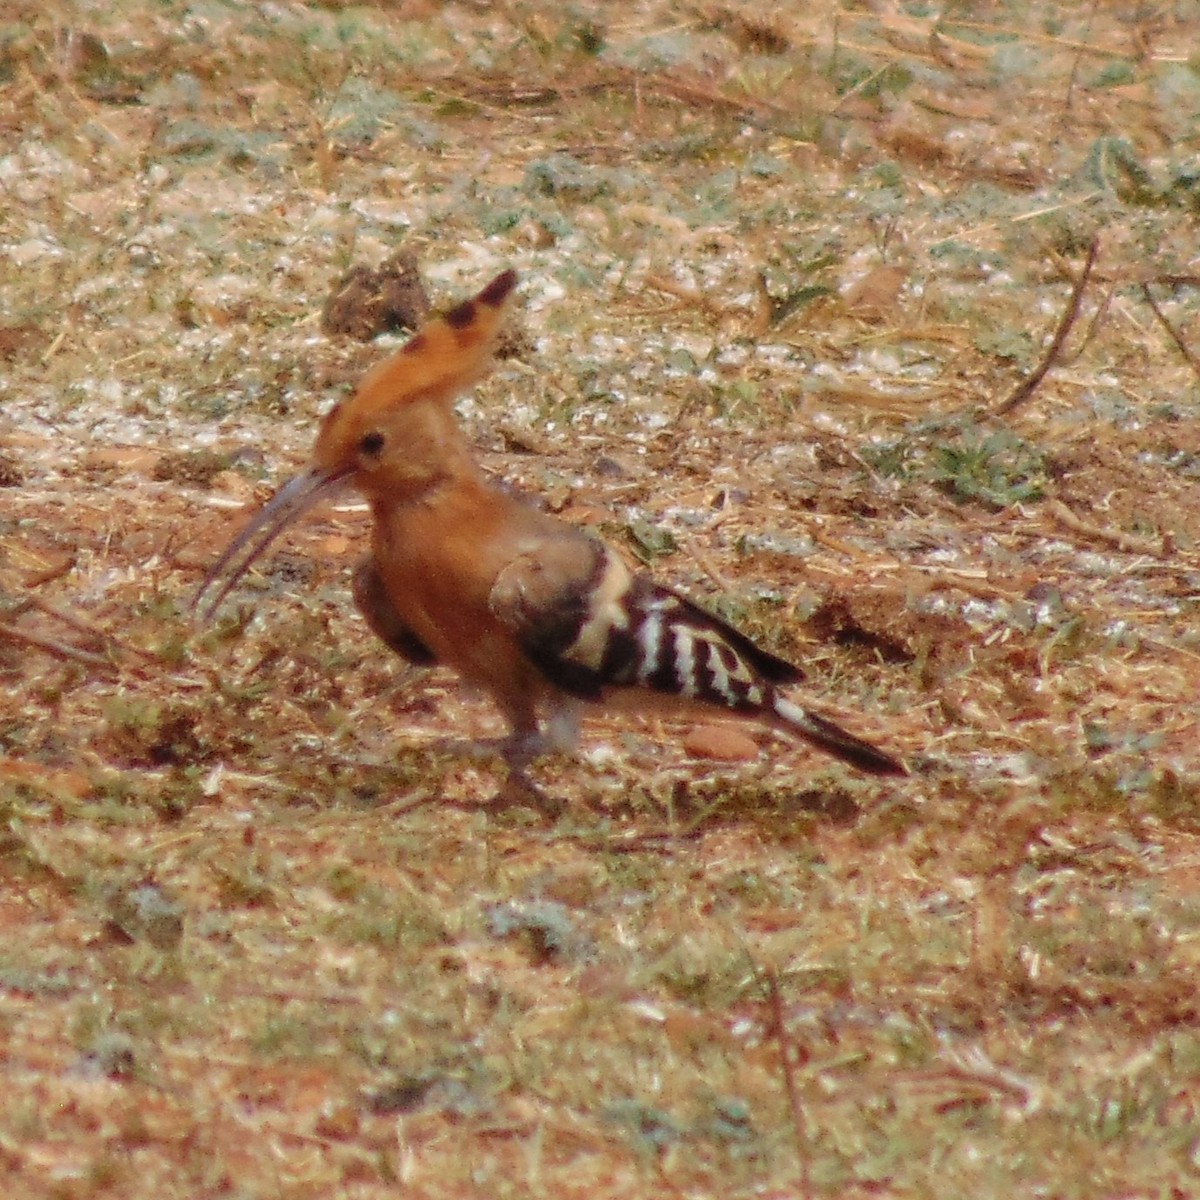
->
[196,270,905,786]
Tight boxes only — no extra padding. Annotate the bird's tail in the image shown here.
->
[770,695,906,776]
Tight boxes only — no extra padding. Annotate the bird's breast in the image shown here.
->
[368,493,540,697]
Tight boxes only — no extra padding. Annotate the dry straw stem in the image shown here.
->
[1140,281,1200,389]
[0,620,116,671]
[760,965,812,1198]
[17,591,169,665]
[993,235,1100,417]
[1044,484,1167,558]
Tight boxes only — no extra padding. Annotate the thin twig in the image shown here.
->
[1072,282,1114,360]
[1046,493,1163,558]
[762,966,811,1197]
[1141,282,1200,388]
[642,273,726,320]
[993,236,1099,418]
[22,593,170,664]
[680,533,734,594]
[0,622,117,671]
[1062,0,1100,113]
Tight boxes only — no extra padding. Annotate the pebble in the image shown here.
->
[682,724,760,761]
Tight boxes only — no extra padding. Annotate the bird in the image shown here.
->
[195,269,905,794]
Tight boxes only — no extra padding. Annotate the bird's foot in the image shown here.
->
[485,767,566,819]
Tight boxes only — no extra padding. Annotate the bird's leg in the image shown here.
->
[488,699,567,817]
[501,696,582,765]
[542,696,583,755]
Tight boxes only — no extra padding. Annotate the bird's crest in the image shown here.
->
[331,268,517,428]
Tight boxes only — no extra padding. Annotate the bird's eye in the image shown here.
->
[359,431,385,457]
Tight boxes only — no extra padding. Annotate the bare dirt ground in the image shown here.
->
[4,2,1200,1196]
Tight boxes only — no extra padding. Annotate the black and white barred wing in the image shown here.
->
[489,539,791,703]
[488,537,906,776]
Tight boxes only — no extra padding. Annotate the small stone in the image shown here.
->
[0,450,25,487]
[104,881,185,950]
[83,446,164,476]
[210,470,258,502]
[315,1098,360,1140]
[321,250,431,341]
[153,449,230,489]
[682,724,760,762]
[317,534,352,557]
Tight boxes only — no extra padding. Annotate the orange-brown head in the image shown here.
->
[312,268,517,494]
[194,268,518,618]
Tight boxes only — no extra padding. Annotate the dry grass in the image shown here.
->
[4,0,1200,1195]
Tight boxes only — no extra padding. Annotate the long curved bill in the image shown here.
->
[192,468,349,621]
